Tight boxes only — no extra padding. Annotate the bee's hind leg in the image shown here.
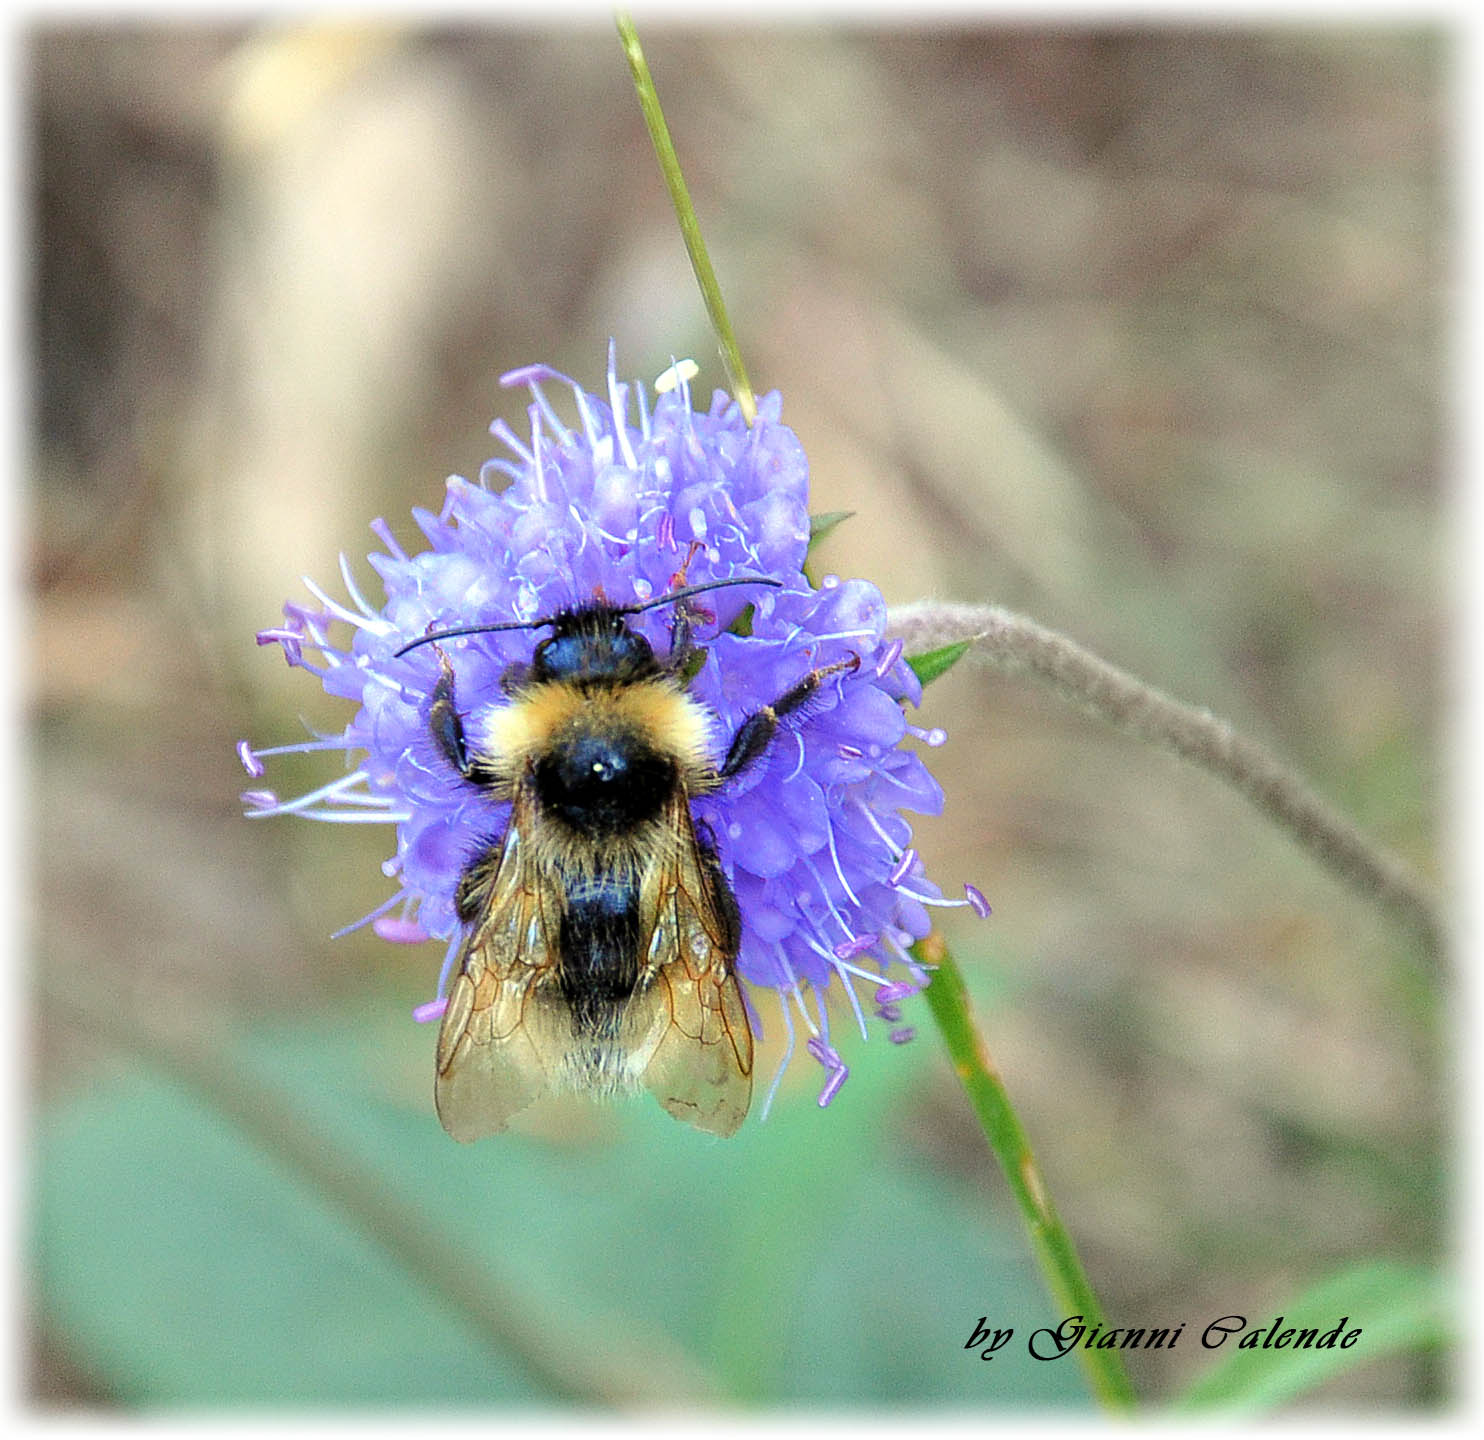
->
[718,653,861,781]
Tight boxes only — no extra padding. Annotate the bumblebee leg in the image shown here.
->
[663,540,707,671]
[693,821,742,956]
[719,653,861,780]
[429,648,497,785]
[668,602,695,668]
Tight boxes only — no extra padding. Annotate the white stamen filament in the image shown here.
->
[301,575,384,633]
[249,737,350,760]
[607,355,639,470]
[578,506,632,552]
[331,888,409,940]
[435,929,463,1000]
[285,809,412,825]
[799,855,854,941]
[338,553,381,622]
[783,730,807,783]
[489,417,532,462]
[799,931,870,1041]
[823,813,861,906]
[369,517,407,560]
[634,373,653,441]
[775,952,820,1040]
[856,799,907,857]
[527,379,570,441]
[779,622,878,652]
[242,768,374,818]
[759,990,797,1122]
[529,408,548,504]
[573,384,602,450]
[316,789,400,808]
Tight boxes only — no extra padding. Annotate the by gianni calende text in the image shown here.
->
[967,1314,1363,1362]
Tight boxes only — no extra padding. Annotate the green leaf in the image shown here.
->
[907,640,972,688]
[808,510,855,548]
[32,1068,546,1405]
[31,1008,1093,1409]
[1171,1259,1453,1415]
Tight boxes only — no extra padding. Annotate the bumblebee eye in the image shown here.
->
[609,629,653,670]
[530,633,562,677]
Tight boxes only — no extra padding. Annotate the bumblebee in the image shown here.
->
[396,576,859,1140]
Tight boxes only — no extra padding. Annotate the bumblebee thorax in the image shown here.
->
[531,721,675,837]
[477,675,717,822]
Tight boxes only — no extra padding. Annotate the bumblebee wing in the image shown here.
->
[637,798,754,1137]
[434,800,560,1142]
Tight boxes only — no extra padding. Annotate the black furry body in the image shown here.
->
[413,587,854,1138]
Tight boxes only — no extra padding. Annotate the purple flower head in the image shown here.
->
[243,345,983,1118]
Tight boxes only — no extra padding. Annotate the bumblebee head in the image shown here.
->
[531,605,658,686]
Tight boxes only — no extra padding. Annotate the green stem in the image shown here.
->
[615,15,1128,1409]
[915,932,1139,1414]
[615,11,757,424]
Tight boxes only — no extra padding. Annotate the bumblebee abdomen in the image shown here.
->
[558,872,643,1039]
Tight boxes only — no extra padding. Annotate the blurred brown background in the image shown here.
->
[28,21,1446,1407]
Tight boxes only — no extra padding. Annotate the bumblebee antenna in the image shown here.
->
[615,574,782,617]
[393,574,781,658]
[393,616,548,658]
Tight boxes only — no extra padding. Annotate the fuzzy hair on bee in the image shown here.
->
[397,576,859,1140]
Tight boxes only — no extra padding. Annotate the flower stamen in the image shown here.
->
[855,798,908,856]
[374,916,431,945]
[759,991,798,1122]
[888,847,918,886]
[529,408,549,504]
[874,637,904,679]
[606,344,639,470]
[799,930,871,1041]
[332,889,411,940]
[241,768,374,819]
[823,814,862,907]
[369,517,406,560]
[489,417,532,463]
[806,1035,850,1108]
[338,553,381,622]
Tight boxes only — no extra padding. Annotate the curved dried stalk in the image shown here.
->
[890,600,1445,963]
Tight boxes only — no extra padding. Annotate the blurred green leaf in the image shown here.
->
[808,510,855,548]
[804,510,855,586]
[907,641,971,688]
[32,1068,545,1405]
[1171,1260,1453,1415]
[32,1008,1093,1409]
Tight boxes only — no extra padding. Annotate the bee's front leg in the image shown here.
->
[668,601,696,669]
[429,649,496,785]
[719,653,861,781]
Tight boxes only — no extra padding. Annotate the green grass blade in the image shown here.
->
[616,12,756,424]
[1172,1260,1453,1414]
